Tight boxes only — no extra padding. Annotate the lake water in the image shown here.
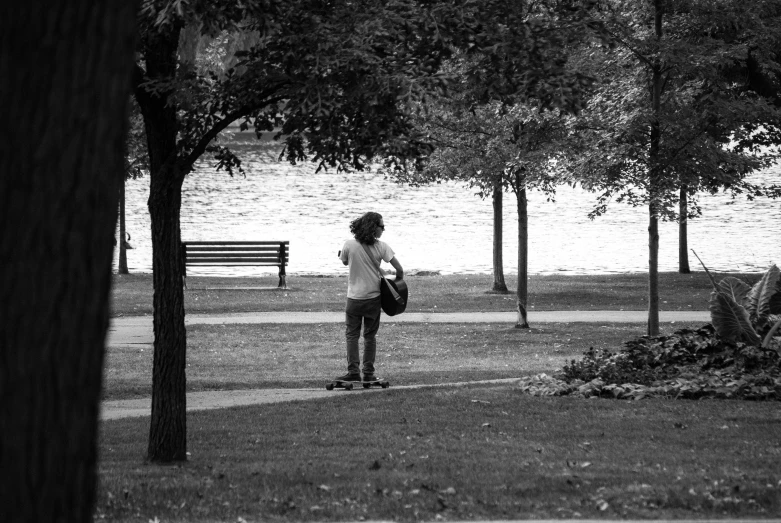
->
[117,132,780,276]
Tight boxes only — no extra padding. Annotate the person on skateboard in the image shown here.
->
[337,212,404,383]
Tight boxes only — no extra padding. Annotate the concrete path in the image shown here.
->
[101,378,521,420]
[108,310,709,346]
[102,310,711,421]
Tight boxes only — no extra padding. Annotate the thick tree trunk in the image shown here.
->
[678,185,690,274]
[0,1,138,521]
[135,25,190,462]
[515,179,529,329]
[147,168,188,462]
[491,176,508,293]
[118,178,129,274]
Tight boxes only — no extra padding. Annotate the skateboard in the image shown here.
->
[325,378,390,391]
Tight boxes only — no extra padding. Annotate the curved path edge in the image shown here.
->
[101,379,521,421]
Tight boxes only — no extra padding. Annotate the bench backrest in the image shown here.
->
[182,241,289,267]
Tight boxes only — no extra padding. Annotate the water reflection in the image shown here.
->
[117,134,780,276]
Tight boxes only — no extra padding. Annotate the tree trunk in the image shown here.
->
[491,175,508,293]
[0,1,138,521]
[678,184,690,274]
[515,177,529,329]
[648,207,660,336]
[647,0,664,336]
[118,178,129,274]
[147,167,188,462]
[135,25,190,462]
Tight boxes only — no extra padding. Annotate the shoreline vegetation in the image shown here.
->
[111,270,760,317]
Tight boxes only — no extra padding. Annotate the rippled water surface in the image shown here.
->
[118,133,780,276]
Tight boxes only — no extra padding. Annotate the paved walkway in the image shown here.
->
[108,310,709,346]
[101,378,522,420]
[102,310,710,421]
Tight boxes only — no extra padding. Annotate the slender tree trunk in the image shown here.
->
[135,25,189,462]
[678,184,690,274]
[118,178,129,274]
[0,1,138,521]
[648,205,660,336]
[515,177,529,329]
[491,175,508,292]
[647,0,664,336]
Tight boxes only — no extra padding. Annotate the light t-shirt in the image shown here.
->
[340,239,395,299]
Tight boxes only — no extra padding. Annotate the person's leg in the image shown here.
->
[361,312,381,377]
[344,310,363,378]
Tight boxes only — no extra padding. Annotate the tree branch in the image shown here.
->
[183,94,287,170]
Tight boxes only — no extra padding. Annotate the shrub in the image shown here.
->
[518,263,781,401]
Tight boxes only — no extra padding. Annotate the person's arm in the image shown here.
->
[389,256,403,280]
[340,246,349,266]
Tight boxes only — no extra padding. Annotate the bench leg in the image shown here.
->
[278,266,287,289]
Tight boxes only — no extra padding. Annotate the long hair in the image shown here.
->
[350,212,382,245]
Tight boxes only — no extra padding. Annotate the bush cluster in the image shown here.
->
[517,325,781,400]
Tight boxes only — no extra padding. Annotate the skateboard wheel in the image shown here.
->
[381,382,389,388]
[326,383,334,391]
[344,383,354,390]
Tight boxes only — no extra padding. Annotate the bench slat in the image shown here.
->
[185,261,286,266]
[186,253,287,259]
[185,247,284,253]
[182,241,290,246]
[187,253,290,262]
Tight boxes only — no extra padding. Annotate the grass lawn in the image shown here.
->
[110,271,760,316]
[103,322,702,400]
[97,385,781,522]
[99,271,780,521]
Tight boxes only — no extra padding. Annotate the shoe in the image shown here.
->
[363,374,379,382]
[336,373,361,382]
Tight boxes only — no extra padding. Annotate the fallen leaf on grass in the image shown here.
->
[318,484,331,492]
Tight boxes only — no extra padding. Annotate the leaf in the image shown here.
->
[770,276,781,315]
[709,291,761,346]
[717,277,751,305]
[745,265,781,321]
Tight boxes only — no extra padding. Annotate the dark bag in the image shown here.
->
[381,277,408,316]
[361,243,408,316]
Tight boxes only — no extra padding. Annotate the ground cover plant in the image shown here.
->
[96,385,781,522]
[518,265,781,400]
[110,271,753,316]
[104,322,698,400]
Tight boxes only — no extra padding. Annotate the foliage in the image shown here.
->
[138,0,604,176]
[568,0,781,220]
[395,93,568,198]
[695,256,781,347]
[518,324,781,400]
[124,97,148,180]
[518,261,781,401]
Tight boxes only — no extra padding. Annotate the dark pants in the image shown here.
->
[345,297,381,375]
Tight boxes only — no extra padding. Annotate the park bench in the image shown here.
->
[181,241,289,288]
